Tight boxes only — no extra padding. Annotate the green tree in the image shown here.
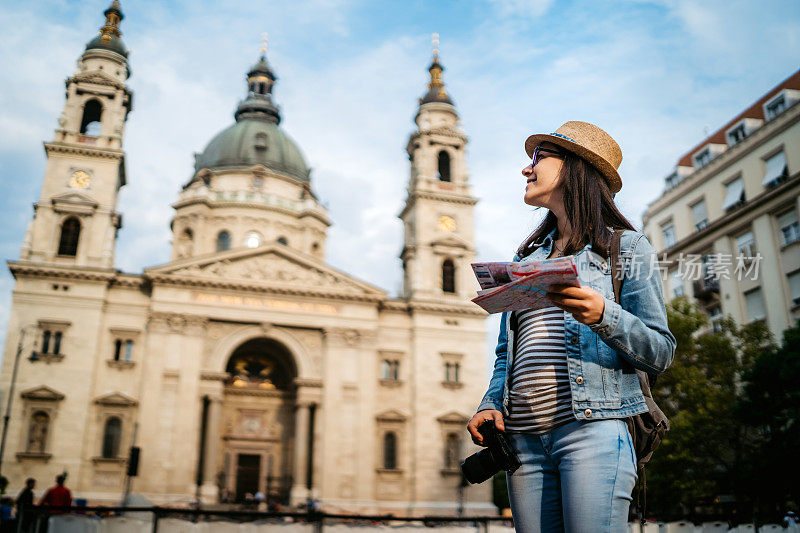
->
[733,319,800,522]
[643,296,777,522]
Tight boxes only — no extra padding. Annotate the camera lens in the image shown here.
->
[460,448,499,485]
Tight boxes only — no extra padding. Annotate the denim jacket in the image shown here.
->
[475,226,677,421]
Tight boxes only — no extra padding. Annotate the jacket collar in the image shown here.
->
[534,225,558,248]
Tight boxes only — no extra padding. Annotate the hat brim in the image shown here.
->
[525,133,622,194]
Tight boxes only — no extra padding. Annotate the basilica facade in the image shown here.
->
[0,2,493,514]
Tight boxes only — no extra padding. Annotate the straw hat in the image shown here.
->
[524,121,623,194]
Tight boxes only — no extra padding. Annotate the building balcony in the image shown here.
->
[693,277,720,302]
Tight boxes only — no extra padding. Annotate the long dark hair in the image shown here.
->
[516,150,637,259]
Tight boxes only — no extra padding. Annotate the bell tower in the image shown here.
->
[20,1,132,268]
[399,35,478,301]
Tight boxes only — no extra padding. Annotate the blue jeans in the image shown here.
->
[505,418,637,532]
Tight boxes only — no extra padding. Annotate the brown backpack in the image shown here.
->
[608,228,671,522]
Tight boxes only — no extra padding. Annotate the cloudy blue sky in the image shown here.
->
[1,0,798,373]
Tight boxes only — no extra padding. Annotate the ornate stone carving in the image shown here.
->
[69,72,127,90]
[290,328,322,351]
[325,327,369,347]
[170,253,367,293]
[148,312,206,334]
[206,321,233,340]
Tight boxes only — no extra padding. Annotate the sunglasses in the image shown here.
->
[531,145,565,168]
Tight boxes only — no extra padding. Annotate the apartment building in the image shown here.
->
[642,69,800,340]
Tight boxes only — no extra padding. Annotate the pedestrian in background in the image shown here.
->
[15,478,35,533]
[40,474,71,512]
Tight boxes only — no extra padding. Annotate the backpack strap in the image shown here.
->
[609,228,649,525]
[610,228,623,304]
[609,229,658,390]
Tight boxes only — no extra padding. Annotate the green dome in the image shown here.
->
[195,118,310,182]
[85,34,128,58]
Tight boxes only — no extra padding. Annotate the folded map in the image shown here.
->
[470,256,580,314]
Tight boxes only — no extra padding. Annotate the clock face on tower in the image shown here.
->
[68,170,91,189]
[438,215,456,232]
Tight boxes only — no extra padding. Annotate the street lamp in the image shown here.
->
[0,325,40,484]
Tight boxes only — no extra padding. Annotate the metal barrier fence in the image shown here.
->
[11,506,516,533]
[11,507,785,533]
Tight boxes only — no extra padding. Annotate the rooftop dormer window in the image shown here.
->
[763,89,800,121]
[765,94,786,120]
[693,147,713,169]
[727,123,747,145]
[665,171,681,189]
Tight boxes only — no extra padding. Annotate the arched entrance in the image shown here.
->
[218,337,297,504]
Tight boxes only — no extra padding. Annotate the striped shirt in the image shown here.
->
[504,305,575,433]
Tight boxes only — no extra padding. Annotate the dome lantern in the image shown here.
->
[419,33,453,106]
[84,1,129,59]
[235,34,281,124]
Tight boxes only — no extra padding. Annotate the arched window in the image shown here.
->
[26,411,49,453]
[444,433,461,469]
[80,99,103,136]
[102,416,122,458]
[216,230,231,252]
[277,236,288,246]
[177,229,193,258]
[58,217,81,256]
[442,259,456,293]
[383,432,397,470]
[244,231,262,248]
[437,151,451,182]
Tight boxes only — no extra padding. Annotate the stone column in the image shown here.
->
[752,214,789,337]
[290,402,311,506]
[200,396,222,503]
[308,401,322,501]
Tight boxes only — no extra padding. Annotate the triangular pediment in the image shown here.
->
[94,392,138,407]
[375,409,408,422]
[430,233,473,250]
[51,191,98,207]
[146,244,386,297]
[20,386,65,402]
[71,71,126,89]
[436,411,470,424]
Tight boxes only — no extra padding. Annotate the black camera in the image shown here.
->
[460,419,521,484]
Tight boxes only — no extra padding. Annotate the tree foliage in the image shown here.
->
[643,295,800,524]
